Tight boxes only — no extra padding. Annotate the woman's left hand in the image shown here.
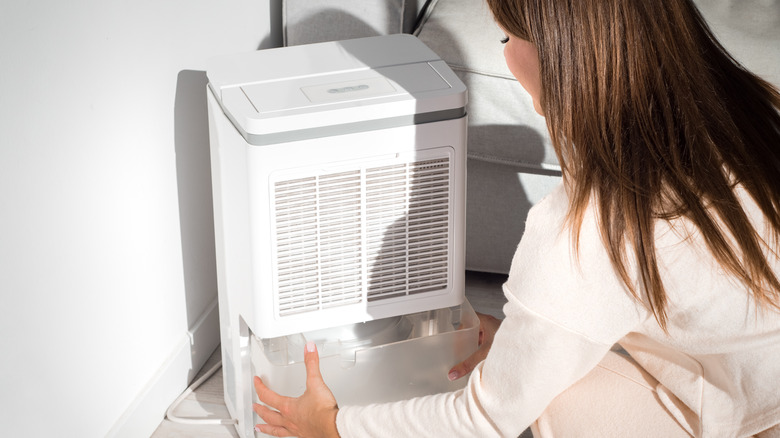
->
[447,312,502,381]
[253,341,340,438]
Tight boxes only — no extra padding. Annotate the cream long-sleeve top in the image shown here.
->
[336,183,780,438]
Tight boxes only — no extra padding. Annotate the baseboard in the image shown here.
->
[105,297,221,438]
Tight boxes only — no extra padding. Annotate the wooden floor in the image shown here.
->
[152,271,517,438]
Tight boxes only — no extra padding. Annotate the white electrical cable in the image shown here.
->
[165,359,238,425]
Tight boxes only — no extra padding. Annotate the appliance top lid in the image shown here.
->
[206,34,467,141]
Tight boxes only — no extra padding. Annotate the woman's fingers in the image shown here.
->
[476,313,501,338]
[253,378,293,433]
[255,422,293,437]
[253,400,294,436]
[253,343,340,438]
[253,402,285,426]
[254,376,289,411]
[448,344,489,380]
[448,312,503,381]
[303,341,324,386]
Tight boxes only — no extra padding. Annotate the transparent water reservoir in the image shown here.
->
[251,300,479,407]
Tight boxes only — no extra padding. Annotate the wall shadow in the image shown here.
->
[173,69,218,367]
[257,0,284,50]
[283,8,382,46]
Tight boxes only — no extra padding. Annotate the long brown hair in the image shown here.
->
[487,0,780,329]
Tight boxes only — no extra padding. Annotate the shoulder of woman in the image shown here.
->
[523,183,570,236]
[522,182,601,251]
[505,183,646,338]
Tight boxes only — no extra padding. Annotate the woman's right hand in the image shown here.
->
[447,312,502,381]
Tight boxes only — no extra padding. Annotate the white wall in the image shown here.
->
[0,1,280,436]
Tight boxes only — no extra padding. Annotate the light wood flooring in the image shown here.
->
[152,271,523,437]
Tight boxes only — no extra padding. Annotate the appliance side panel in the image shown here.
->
[207,88,253,432]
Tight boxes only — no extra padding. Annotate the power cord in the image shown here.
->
[165,359,238,425]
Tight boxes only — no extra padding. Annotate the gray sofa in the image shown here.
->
[282,0,780,274]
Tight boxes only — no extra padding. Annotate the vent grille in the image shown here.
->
[366,159,450,301]
[272,157,451,317]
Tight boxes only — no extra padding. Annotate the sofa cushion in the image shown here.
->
[415,0,559,172]
[283,0,431,46]
[694,0,779,87]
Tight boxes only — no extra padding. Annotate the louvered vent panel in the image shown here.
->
[366,158,451,301]
[272,156,451,317]
[274,171,363,316]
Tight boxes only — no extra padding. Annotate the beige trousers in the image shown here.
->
[530,351,780,438]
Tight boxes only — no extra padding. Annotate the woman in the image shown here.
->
[252,0,780,436]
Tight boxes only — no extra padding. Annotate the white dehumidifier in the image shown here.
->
[207,34,478,438]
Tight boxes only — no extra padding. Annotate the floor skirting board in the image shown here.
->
[107,298,221,438]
